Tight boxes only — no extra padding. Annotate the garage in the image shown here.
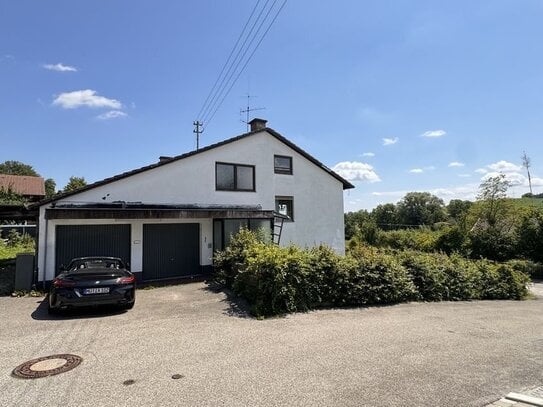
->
[55,224,131,275]
[142,223,200,281]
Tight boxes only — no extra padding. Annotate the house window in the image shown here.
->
[274,155,293,174]
[213,218,273,251]
[275,196,294,221]
[216,162,255,191]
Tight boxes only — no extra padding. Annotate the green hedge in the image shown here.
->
[214,230,530,317]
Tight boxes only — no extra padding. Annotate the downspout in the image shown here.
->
[41,207,49,290]
[33,214,39,291]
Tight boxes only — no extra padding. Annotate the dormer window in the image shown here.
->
[216,162,255,191]
[274,155,292,175]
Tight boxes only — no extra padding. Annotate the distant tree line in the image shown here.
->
[346,175,543,263]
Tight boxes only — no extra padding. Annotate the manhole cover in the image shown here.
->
[12,354,82,379]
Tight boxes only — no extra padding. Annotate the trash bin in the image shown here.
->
[15,253,34,291]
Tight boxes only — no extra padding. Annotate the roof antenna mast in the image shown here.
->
[193,120,203,150]
[240,94,265,132]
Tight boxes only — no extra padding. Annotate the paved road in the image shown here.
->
[0,283,542,407]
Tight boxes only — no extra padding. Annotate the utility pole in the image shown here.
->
[240,94,265,132]
[193,121,203,150]
[522,151,533,195]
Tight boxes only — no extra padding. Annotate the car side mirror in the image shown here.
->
[59,264,66,272]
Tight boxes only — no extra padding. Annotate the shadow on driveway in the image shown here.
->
[31,297,128,321]
[202,281,253,318]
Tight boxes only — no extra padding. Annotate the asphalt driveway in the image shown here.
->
[0,282,542,407]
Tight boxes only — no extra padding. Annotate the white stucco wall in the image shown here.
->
[37,130,347,281]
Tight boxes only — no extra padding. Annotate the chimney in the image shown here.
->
[159,156,173,163]
[248,118,267,132]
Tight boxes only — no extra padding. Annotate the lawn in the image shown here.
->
[507,197,543,210]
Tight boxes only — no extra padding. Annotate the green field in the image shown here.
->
[507,197,543,209]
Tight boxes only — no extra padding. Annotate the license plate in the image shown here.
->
[83,287,110,295]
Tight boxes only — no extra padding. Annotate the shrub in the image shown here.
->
[399,251,448,301]
[213,228,260,287]
[435,226,468,255]
[506,259,543,280]
[375,228,439,252]
[469,227,516,261]
[516,210,543,263]
[478,261,529,300]
[214,231,530,317]
[342,251,417,305]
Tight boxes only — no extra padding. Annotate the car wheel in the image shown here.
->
[47,294,59,315]
[47,303,58,315]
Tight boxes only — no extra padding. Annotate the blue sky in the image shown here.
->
[2,0,543,210]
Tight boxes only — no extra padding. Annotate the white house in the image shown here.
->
[35,119,354,284]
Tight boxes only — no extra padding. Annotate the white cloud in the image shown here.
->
[382,137,398,146]
[52,89,122,109]
[96,110,127,120]
[458,174,472,178]
[448,161,465,167]
[409,168,424,174]
[1,54,15,63]
[371,190,407,197]
[43,63,78,72]
[332,161,381,183]
[421,129,446,138]
[371,184,479,202]
[362,152,375,157]
[487,160,521,173]
[482,171,525,187]
[475,168,488,174]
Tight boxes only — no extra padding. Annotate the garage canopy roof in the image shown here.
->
[45,202,282,220]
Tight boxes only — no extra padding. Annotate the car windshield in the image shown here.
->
[68,258,123,271]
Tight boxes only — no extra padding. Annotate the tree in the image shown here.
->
[0,186,25,205]
[63,176,87,193]
[0,160,39,176]
[469,174,515,261]
[371,203,398,230]
[447,199,473,224]
[344,209,371,240]
[522,151,533,195]
[476,174,511,227]
[396,192,446,226]
[44,178,56,198]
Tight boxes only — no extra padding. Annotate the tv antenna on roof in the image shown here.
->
[240,94,265,132]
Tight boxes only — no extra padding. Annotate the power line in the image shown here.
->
[196,0,263,121]
[203,0,287,129]
[201,0,275,125]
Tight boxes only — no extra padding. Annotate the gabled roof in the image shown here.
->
[34,127,354,207]
[0,174,45,197]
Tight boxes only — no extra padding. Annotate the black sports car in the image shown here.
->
[48,256,136,314]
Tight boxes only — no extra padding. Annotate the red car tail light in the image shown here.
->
[118,275,135,284]
[53,278,75,288]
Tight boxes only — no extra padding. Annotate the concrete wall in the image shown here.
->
[37,130,346,281]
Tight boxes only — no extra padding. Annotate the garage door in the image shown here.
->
[142,223,200,281]
[55,224,131,275]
